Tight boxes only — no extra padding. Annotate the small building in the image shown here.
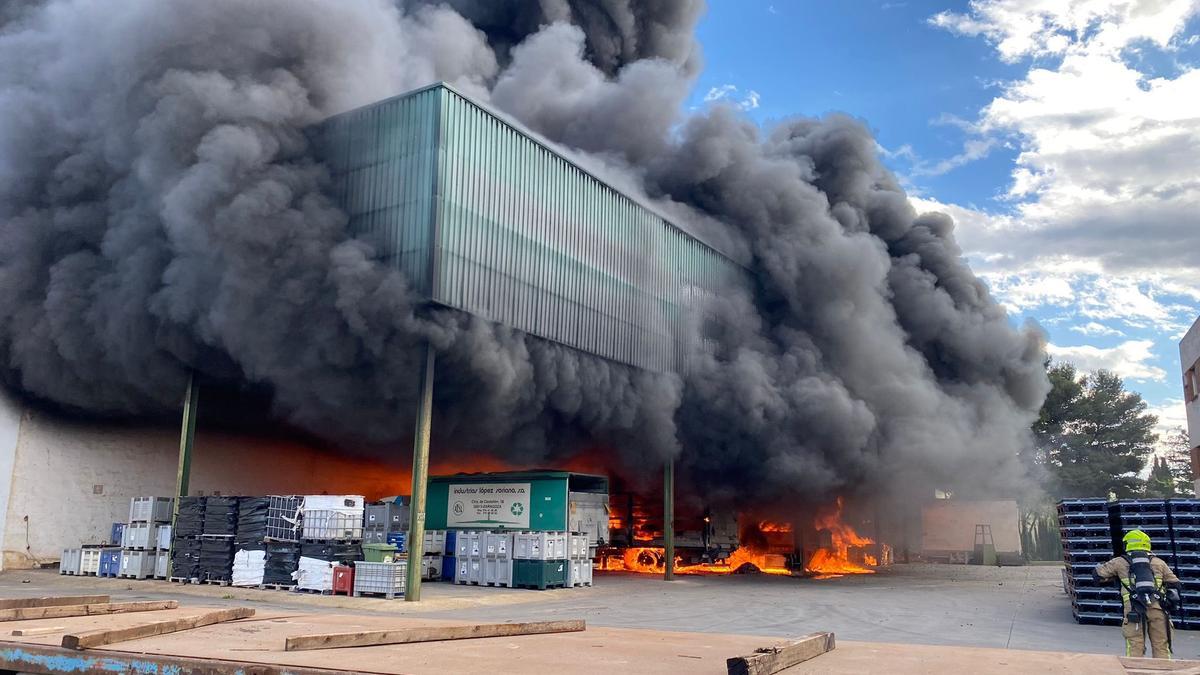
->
[920,499,1021,563]
[1181,316,1200,494]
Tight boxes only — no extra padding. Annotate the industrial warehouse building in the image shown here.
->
[0,83,744,569]
[0,83,1016,571]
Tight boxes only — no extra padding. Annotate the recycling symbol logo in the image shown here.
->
[510,502,525,517]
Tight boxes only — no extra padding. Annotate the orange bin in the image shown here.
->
[332,564,355,596]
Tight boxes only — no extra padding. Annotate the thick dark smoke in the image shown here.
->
[0,0,1048,505]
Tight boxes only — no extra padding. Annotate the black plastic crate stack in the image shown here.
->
[1168,499,1200,629]
[1058,498,1121,625]
[170,496,205,580]
[203,497,239,536]
[197,496,239,582]
[235,497,269,551]
[300,541,360,566]
[198,536,235,582]
[264,541,300,586]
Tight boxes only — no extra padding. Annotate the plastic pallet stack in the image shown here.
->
[121,496,173,580]
[422,529,446,581]
[454,531,505,586]
[170,496,205,580]
[439,531,456,581]
[1058,498,1121,625]
[363,500,409,545]
[512,532,569,590]
[1167,499,1200,629]
[568,533,593,587]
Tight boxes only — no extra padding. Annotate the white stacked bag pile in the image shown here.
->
[231,549,266,587]
[295,556,337,592]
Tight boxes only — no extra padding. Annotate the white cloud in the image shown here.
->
[916,2,1200,383]
[929,0,1198,62]
[924,2,1200,285]
[1148,397,1189,432]
[911,137,997,176]
[1070,321,1125,337]
[1146,397,1190,453]
[703,84,762,111]
[1047,339,1168,382]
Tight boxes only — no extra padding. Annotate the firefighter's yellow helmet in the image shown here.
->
[1123,529,1152,552]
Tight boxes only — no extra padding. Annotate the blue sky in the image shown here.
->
[690,0,1200,433]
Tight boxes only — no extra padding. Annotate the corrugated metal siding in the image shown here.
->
[316,88,441,295]
[433,87,741,373]
[316,84,743,373]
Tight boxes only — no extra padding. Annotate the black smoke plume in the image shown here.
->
[0,0,1047,505]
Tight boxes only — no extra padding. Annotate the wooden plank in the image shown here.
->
[284,618,586,651]
[1121,657,1200,674]
[11,625,65,636]
[726,632,836,675]
[62,607,255,650]
[0,639,352,675]
[0,595,109,610]
[0,600,177,622]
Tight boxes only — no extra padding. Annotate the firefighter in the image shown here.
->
[1093,529,1182,659]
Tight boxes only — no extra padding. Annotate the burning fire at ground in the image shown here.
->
[602,499,888,579]
[806,498,883,578]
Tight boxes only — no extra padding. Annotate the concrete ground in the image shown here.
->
[2,563,1197,660]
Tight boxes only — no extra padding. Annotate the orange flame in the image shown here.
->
[602,546,793,576]
[806,497,878,577]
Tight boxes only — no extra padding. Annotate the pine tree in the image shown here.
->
[1162,427,1196,497]
[1146,456,1177,498]
[1033,364,1157,498]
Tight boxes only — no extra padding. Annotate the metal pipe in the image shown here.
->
[664,459,675,581]
[405,343,435,601]
[167,372,198,577]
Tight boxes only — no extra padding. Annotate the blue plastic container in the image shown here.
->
[111,522,126,546]
[99,549,121,577]
[444,530,457,554]
[386,531,407,552]
[441,555,455,581]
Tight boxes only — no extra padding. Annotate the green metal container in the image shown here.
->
[426,471,607,533]
[513,559,568,590]
[361,543,398,563]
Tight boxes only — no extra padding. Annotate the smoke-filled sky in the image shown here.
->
[691,0,1200,441]
[0,0,1051,506]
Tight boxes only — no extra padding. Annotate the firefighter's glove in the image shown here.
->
[1168,588,1182,610]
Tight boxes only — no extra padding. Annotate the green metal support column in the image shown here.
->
[405,343,435,601]
[167,373,198,576]
[664,459,675,581]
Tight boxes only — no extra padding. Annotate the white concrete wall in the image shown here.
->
[1182,317,1200,495]
[0,389,24,567]
[920,499,1022,554]
[0,399,412,569]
